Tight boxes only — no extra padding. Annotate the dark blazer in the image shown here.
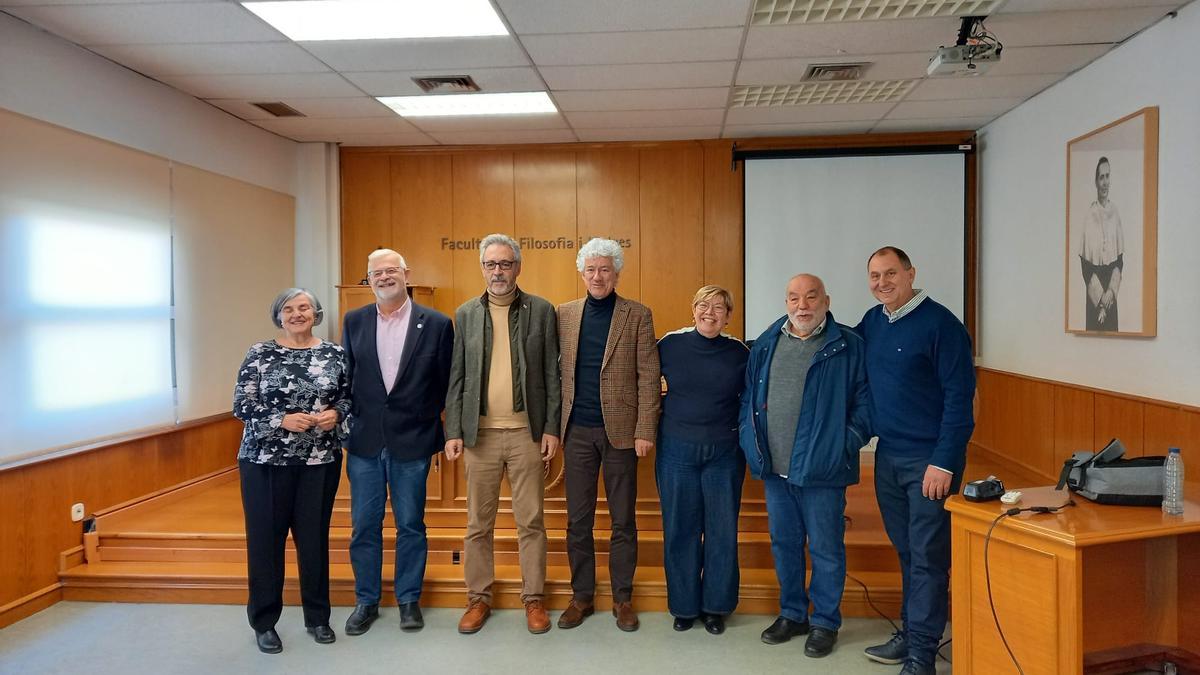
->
[342,300,453,461]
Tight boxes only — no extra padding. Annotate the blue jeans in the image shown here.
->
[762,474,847,631]
[655,435,744,618]
[346,450,430,605]
[874,452,961,666]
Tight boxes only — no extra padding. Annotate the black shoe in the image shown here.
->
[899,660,936,675]
[702,613,725,635]
[760,616,809,645]
[254,628,282,654]
[673,617,695,632]
[864,630,908,664]
[804,627,838,657]
[344,603,379,636]
[399,602,424,631]
[307,625,336,644]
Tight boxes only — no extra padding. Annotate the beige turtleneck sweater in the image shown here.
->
[479,287,529,430]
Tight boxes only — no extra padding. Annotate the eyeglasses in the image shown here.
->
[695,302,728,314]
[368,266,403,279]
[482,260,516,271]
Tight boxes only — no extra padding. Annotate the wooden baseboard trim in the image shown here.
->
[0,583,62,629]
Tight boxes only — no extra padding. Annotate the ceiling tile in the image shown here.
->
[725,102,894,125]
[427,129,580,145]
[343,67,544,97]
[252,116,422,136]
[743,18,955,60]
[575,126,721,141]
[522,28,744,66]
[554,88,729,111]
[887,97,1024,119]
[333,132,440,146]
[496,0,750,33]
[997,1,1183,12]
[566,108,725,128]
[90,42,329,77]
[205,97,396,121]
[723,121,873,137]
[907,73,1060,101]
[986,7,1177,47]
[4,2,283,45]
[540,62,737,90]
[160,72,364,99]
[405,113,568,132]
[300,37,529,72]
[985,44,1111,76]
[737,52,931,84]
[871,116,994,132]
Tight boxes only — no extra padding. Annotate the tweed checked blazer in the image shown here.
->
[557,294,661,448]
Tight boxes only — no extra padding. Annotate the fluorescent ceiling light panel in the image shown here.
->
[242,0,508,41]
[378,92,558,117]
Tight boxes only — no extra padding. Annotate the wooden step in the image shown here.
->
[60,560,902,618]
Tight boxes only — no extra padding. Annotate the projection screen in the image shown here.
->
[743,153,966,340]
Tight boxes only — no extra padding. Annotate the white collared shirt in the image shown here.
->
[882,289,928,323]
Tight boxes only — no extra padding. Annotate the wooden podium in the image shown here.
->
[946,486,1200,674]
[334,284,434,341]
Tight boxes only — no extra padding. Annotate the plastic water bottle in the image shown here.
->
[1162,447,1184,516]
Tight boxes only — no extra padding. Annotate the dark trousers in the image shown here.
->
[563,424,638,603]
[239,456,341,632]
[763,475,847,630]
[346,450,431,605]
[874,451,961,666]
[655,435,744,618]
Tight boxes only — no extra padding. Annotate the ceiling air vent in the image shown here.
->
[250,102,305,117]
[412,75,481,93]
[803,62,870,81]
[751,0,1004,25]
[732,80,916,106]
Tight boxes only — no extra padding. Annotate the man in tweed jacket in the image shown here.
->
[555,237,660,633]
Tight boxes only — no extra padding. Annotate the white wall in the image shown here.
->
[977,4,1199,405]
[0,12,296,195]
[294,143,341,340]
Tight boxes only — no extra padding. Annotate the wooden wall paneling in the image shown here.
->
[1053,385,1095,468]
[513,151,579,308]
[340,153,392,285]
[450,153,514,310]
[576,148,640,299]
[1187,410,1200,487]
[391,155,454,315]
[1143,404,1188,459]
[638,145,705,336]
[1093,393,1144,456]
[971,369,997,452]
[989,373,1055,480]
[701,141,745,339]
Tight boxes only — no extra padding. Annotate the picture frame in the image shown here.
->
[1065,106,1158,337]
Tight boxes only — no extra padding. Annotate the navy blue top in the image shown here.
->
[856,298,976,474]
[570,291,616,428]
[658,327,749,444]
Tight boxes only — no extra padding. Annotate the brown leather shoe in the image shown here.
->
[612,601,639,632]
[457,600,491,634]
[556,599,594,629]
[525,599,551,634]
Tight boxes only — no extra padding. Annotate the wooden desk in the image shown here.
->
[947,486,1200,675]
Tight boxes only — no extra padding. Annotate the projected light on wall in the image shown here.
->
[29,320,173,410]
[28,220,170,308]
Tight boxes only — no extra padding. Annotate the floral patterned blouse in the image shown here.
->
[233,339,351,466]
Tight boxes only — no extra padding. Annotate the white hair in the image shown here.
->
[575,237,624,272]
[479,233,521,263]
[367,248,407,271]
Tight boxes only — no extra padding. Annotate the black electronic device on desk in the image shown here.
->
[963,475,1005,502]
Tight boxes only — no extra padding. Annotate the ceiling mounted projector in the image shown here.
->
[927,15,1003,77]
[927,43,1002,77]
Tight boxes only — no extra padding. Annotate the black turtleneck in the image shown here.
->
[571,291,617,428]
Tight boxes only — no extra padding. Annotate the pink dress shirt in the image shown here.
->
[376,298,412,394]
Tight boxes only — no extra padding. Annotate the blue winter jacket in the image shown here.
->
[738,312,872,488]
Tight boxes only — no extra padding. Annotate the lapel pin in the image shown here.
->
[417,323,423,329]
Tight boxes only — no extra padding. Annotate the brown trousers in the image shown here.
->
[563,424,639,603]
[463,427,547,603]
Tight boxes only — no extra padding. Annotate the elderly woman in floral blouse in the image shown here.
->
[233,288,350,654]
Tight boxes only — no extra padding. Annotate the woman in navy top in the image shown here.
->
[655,285,749,635]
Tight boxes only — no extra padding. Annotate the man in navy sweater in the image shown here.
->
[856,247,975,675]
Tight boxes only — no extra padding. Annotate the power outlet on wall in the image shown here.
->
[70,503,85,522]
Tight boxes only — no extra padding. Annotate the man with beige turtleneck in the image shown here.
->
[443,233,562,635]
